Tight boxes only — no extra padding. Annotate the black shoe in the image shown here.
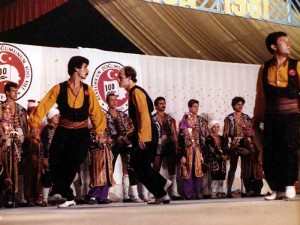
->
[35,202,44,207]
[218,192,227,198]
[147,195,170,204]
[5,202,14,208]
[17,201,30,207]
[245,191,258,197]
[241,193,247,198]
[257,194,266,197]
[48,194,66,205]
[41,201,48,207]
[171,195,184,201]
[75,197,87,205]
[122,198,133,203]
[185,196,195,200]
[203,195,211,199]
[87,198,97,205]
[226,193,233,198]
[97,199,110,204]
[195,194,203,200]
[196,193,203,200]
[25,201,36,207]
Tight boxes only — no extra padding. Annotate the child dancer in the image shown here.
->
[40,108,60,206]
[238,123,264,197]
[205,120,229,199]
[88,129,115,204]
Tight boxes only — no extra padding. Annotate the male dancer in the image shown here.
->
[105,93,142,203]
[224,96,251,198]
[29,56,106,208]
[184,99,209,198]
[253,32,299,200]
[152,96,182,200]
[117,66,171,204]
[1,82,28,207]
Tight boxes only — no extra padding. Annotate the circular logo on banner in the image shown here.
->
[0,43,33,101]
[91,62,128,112]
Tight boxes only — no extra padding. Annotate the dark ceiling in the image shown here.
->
[0,0,143,54]
[0,0,18,8]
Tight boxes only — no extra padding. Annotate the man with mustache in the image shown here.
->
[1,82,28,207]
[224,96,251,198]
[29,56,106,208]
[152,97,182,200]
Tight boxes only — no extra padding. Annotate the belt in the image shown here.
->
[59,118,88,129]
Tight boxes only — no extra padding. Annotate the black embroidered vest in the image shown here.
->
[56,81,89,122]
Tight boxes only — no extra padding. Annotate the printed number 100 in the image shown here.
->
[224,0,269,20]
[105,83,115,92]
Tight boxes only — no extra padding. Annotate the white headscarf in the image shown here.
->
[46,108,60,120]
[208,120,220,130]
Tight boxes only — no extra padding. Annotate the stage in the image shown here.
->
[1,195,299,225]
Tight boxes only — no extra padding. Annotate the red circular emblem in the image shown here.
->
[0,43,33,101]
[91,62,127,112]
[289,69,296,76]
[84,90,89,96]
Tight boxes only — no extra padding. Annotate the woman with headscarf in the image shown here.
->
[178,112,203,200]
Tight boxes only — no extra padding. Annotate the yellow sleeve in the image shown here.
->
[29,84,60,128]
[132,88,152,142]
[88,86,106,133]
[253,65,266,123]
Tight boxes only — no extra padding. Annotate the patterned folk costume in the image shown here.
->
[88,129,115,203]
[178,113,203,199]
[0,104,23,207]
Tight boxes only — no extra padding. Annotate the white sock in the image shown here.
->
[169,175,179,196]
[130,185,139,199]
[122,175,130,199]
[43,188,50,201]
[140,184,150,199]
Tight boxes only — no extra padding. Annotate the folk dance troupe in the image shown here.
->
[0,31,299,208]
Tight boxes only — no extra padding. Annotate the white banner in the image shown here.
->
[0,42,261,188]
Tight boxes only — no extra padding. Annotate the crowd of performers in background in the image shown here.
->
[0,31,299,208]
[0,81,280,208]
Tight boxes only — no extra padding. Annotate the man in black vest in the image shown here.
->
[29,56,106,207]
[117,66,172,204]
[253,32,299,200]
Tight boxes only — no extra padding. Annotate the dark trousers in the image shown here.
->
[227,152,239,193]
[112,146,138,185]
[263,113,299,192]
[130,142,167,198]
[243,178,263,195]
[49,127,90,201]
[153,152,177,176]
